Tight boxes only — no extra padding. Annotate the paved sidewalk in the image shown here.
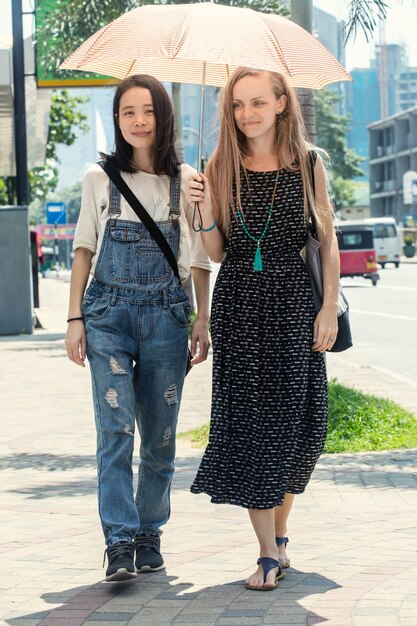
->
[0,277,416,626]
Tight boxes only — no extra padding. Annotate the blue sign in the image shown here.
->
[46,202,66,225]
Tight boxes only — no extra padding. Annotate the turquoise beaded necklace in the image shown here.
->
[236,170,280,272]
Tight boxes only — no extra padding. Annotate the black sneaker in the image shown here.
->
[104,541,137,582]
[135,532,165,572]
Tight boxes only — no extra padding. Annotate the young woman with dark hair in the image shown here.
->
[66,74,211,582]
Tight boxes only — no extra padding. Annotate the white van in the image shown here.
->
[363,218,401,268]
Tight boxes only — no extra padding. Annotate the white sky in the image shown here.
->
[1,0,417,70]
[315,0,417,69]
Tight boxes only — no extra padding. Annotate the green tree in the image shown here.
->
[315,89,365,211]
[0,179,8,206]
[36,1,137,82]
[330,176,358,212]
[344,0,388,41]
[207,0,287,15]
[315,90,364,180]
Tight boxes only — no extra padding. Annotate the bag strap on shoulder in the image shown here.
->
[169,168,181,219]
[308,151,317,234]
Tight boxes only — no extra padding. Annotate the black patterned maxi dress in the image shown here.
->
[190,166,328,509]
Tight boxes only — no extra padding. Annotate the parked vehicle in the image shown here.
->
[336,222,380,286]
[363,217,401,268]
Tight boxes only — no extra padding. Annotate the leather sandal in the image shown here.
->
[245,557,284,591]
[276,536,290,568]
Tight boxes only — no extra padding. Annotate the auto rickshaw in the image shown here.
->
[336,222,380,286]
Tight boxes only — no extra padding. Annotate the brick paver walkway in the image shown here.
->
[0,277,416,626]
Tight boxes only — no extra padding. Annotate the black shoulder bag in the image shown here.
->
[306,154,353,353]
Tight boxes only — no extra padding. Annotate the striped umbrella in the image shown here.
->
[60,2,352,166]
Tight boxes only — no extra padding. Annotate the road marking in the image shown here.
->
[371,366,417,389]
[351,309,417,323]
[372,285,417,292]
[342,282,417,292]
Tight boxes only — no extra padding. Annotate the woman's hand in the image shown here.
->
[65,320,87,367]
[188,173,213,220]
[312,304,338,353]
[190,317,210,365]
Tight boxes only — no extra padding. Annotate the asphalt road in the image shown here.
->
[340,262,417,392]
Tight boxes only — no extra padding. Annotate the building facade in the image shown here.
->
[346,67,380,180]
[346,45,410,181]
[398,68,417,112]
[369,105,417,220]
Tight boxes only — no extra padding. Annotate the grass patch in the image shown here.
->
[325,380,417,453]
[178,380,417,454]
[179,422,210,448]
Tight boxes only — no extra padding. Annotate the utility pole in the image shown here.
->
[290,0,317,143]
[11,0,29,206]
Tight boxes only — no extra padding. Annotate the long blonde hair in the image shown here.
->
[206,67,326,234]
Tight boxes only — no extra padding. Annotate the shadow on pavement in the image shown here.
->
[6,568,339,625]
[9,480,97,499]
[0,333,66,343]
[175,447,417,491]
[4,449,417,502]
[0,453,96,472]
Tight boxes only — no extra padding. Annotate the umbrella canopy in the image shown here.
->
[60,3,352,90]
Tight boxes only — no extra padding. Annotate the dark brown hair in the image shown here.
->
[102,74,180,176]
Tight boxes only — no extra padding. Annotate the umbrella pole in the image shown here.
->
[197,61,206,173]
[192,62,207,231]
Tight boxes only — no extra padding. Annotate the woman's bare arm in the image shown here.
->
[189,266,211,364]
[312,156,340,353]
[65,247,93,366]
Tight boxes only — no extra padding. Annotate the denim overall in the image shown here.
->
[82,174,190,547]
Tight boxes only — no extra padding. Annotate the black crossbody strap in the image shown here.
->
[100,160,181,282]
[308,151,317,233]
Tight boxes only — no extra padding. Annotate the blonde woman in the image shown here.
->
[188,68,339,591]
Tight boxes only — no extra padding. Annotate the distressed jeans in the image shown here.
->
[83,281,189,546]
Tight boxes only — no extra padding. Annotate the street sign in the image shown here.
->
[46,202,66,225]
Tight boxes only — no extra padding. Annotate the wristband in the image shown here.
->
[67,316,84,323]
[199,218,217,232]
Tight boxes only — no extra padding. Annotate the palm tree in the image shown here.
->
[344,0,389,42]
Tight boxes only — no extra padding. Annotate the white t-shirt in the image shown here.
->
[73,163,211,282]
